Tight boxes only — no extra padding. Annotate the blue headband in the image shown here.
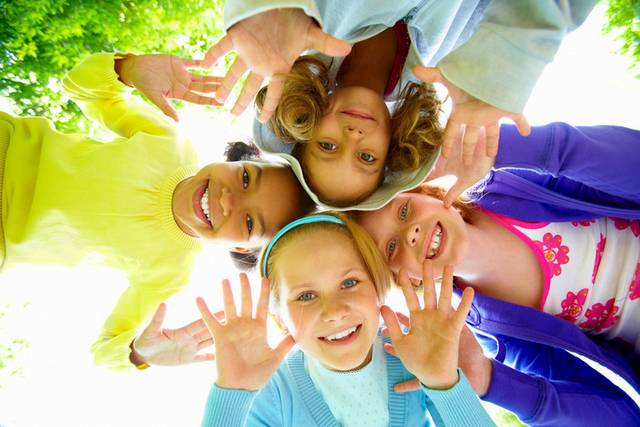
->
[262,214,345,277]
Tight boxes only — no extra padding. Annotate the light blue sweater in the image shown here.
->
[225,0,595,112]
[201,336,496,426]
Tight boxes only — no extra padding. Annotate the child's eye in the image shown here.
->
[319,141,338,152]
[297,291,315,302]
[242,167,250,189]
[359,152,376,163]
[387,240,397,259]
[399,202,409,221]
[342,278,359,289]
[246,214,254,235]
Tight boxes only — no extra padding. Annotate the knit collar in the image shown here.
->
[286,331,411,426]
[158,165,203,251]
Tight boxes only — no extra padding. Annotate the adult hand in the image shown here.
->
[381,262,474,390]
[197,8,352,121]
[414,66,530,167]
[132,303,215,366]
[427,126,495,208]
[115,54,222,122]
[196,273,295,391]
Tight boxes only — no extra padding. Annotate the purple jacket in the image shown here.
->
[461,122,640,426]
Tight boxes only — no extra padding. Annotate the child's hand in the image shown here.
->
[427,126,495,208]
[132,303,215,366]
[115,54,222,122]
[195,8,351,121]
[413,65,530,170]
[381,262,474,390]
[196,273,295,391]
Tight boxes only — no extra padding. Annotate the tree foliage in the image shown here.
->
[0,0,224,134]
[603,0,640,76]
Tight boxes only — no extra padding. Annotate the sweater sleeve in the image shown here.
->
[487,360,640,427]
[90,270,190,370]
[62,52,177,139]
[422,369,496,427]
[437,1,595,112]
[494,122,640,203]
[224,0,322,30]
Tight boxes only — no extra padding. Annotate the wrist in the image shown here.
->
[418,369,459,390]
[114,55,136,87]
[129,339,150,369]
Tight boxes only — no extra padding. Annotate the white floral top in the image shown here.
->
[484,210,640,353]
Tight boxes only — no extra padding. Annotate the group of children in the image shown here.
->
[3,0,640,426]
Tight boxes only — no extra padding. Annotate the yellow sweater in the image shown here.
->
[0,53,202,370]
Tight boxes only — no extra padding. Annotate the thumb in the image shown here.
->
[307,25,352,57]
[148,303,167,332]
[412,66,444,84]
[394,378,421,393]
[443,178,466,209]
[275,335,296,360]
[147,92,179,122]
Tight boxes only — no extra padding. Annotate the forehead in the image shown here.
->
[276,229,363,287]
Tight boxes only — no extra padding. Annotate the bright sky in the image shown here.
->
[0,4,639,426]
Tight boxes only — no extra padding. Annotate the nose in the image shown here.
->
[219,187,233,217]
[343,125,365,141]
[405,224,421,247]
[320,296,350,323]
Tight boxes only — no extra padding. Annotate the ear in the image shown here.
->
[231,247,254,254]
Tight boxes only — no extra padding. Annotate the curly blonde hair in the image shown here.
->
[255,55,444,173]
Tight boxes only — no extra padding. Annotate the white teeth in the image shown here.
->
[427,224,442,259]
[324,326,357,341]
[200,188,211,223]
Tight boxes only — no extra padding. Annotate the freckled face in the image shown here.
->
[302,87,391,203]
[275,230,380,371]
[172,162,306,247]
[355,192,469,281]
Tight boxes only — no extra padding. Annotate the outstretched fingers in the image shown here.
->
[147,92,179,122]
[258,75,286,123]
[255,277,271,322]
[438,264,455,313]
[306,24,352,57]
[216,58,248,104]
[452,287,474,330]
[239,273,253,317]
[398,269,421,312]
[196,297,222,334]
[201,35,234,68]
[231,72,264,116]
[221,279,238,320]
[422,260,437,311]
[148,303,167,331]
[380,305,403,341]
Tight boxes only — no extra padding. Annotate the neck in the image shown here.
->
[336,27,397,94]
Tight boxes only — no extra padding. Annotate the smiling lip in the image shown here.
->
[341,110,375,121]
[192,180,212,228]
[318,324,362,346]
[423,222,445,260]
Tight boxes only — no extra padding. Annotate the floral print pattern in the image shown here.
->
[579,298,620,332]
[629,262,640,301]
[534,233,570,276]
[612,218,640,237]
[571,219,595,227]
[592,234,606,284]
[556,288,589,323]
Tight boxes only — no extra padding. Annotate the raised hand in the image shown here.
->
[115,54,222,121]
[132,303,215,366]
[414,66,530,167]
[381,262,474,390]
[197,8,352,121]
[427,126,495,208]
[196,273,295,391]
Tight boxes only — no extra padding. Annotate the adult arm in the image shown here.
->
[438,0,596,113]
[485,337,640,426]
[494,122,640,203]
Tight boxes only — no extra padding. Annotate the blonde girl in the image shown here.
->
[197,214,494,426]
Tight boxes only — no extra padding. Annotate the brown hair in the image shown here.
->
[255,55,444,173]
[259,213,391,310]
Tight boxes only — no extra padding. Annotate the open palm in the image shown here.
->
[197,274,294,391]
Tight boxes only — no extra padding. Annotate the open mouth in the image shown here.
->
[193,181,212,228]
[318,324,362,345]
[425,222,444,260]
[341,110,375,121]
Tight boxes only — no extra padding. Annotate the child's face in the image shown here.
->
[356,192,469,282]
[172,161,305,247]
[275,229,381,371]
[302,87,391,204]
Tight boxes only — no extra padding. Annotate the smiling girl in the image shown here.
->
[354,122,640,425]
[0,52,313,370]
[197,214,494,427]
